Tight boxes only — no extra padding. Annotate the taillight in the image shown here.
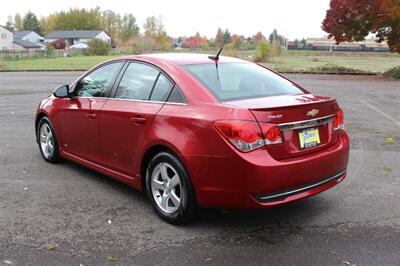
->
[214,120,282,152]
[259,123,283,145]
[333,109,344,130]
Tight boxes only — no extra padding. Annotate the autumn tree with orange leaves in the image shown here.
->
[322,0,400,52]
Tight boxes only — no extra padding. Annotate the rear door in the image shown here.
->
[58,61,124,163]
[99,61,175,177]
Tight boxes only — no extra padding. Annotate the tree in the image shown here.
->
[322,0,400,52]
[22,12,41,34]
[5,16,15,32]
[14,14,23,31]
[143,16,172,50]
[120,14,139,42]
[143,16,159,38]
[183,32,208,49]
[40,14,57,36]
[269,29,282,43]
[253,41,272,62]
[254,31,266,43]
[54,7,102,31]
[215,28,225,47]
[101,10,122,41]
[51,39,66,49]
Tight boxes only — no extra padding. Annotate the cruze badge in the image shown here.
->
[307,109,319,117]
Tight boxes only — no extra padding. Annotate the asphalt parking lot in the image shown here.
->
[0,72,399,265]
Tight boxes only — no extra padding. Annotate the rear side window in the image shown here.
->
[150,73,173,102]
[183,62,303,101]
[167,85,186,104]
[115,63,159,100]
[75,62,123,97]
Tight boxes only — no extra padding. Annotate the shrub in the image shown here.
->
[253,41,272,62]
[131,36,156,54]
[51,39,66,49]
[223,43,239,58]
[383,66,400,80]
[271,41,282,56]
[87,39,111,56]
[45,43,55,57]
[307,64,369,74]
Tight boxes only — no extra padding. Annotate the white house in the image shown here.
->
[46,30,112,48]
[13,31,45,51]
[0,25,13,50]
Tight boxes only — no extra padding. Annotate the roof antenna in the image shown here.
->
[208,31,230,61]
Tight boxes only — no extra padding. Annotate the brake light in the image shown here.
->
[333,109,344,130]
[214,120,282,152]
[259,123,283,145]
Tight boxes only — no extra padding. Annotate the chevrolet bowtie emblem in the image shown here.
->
[307,109,319,117]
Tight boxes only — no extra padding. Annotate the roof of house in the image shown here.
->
[47,30,106,39]
[13,31,33,39]
[0,25,13,33]
[13,39,42,48]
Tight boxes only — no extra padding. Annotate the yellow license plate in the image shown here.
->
[298,128,320,149]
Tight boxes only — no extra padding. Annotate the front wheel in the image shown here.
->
[37,117,62,163]
[146,152,197,224]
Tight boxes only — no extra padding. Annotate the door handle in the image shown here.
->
[87,113,97,119]
[131,116,147,124]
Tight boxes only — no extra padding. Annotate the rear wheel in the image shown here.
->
[146,152,197,224]
[37,117,62,163]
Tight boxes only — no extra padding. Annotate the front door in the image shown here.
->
[58,61,124,163]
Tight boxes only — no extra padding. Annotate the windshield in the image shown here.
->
[183,62,304,101]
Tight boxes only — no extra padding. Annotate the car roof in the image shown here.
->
[119,53,249,66]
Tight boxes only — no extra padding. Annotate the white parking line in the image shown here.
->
[360,100,400,127]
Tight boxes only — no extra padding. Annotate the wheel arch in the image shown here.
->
[35,112,48,142]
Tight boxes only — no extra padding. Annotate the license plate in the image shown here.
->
[298,127,320,149]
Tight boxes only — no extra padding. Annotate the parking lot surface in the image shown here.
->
[0,72,399,265]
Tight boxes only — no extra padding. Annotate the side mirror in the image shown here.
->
[53,85,70,98]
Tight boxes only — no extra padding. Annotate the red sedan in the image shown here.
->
[35,53,350,224]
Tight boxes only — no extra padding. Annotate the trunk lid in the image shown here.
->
[225,94,339,160]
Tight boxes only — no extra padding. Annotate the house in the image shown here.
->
[46,30,112,48]
[0,25,13,50]
[13,31,45,51]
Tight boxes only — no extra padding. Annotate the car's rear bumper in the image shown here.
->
[184,131,350,209]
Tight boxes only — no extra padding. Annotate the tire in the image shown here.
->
[145,152,198,224]
[36,116,62,163]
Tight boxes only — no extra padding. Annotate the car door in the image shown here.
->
[99,61,174,177]
[58,61,124,163]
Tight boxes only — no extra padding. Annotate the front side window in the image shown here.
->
[75,62,123,97]
[115,63,159,100]
[183,62,303,102]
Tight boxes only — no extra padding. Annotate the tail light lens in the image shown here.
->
[214,120,282,152]
[333,109,344,130]
[259,123,283,145]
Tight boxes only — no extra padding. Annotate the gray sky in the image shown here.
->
[0,0,331,39]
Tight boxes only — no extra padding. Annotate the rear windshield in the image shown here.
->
[183,62,303,101]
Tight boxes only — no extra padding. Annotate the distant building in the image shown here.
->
[46,31,112,48]
[0,25,13,50]
[13,31,45,51]
[288,37,389,52]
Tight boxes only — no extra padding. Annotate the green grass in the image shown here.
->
[0,50,399,73]
[0,55,117,71]
[263,51,400,73]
